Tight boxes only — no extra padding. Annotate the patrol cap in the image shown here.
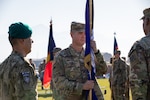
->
[114,50,121,55]
[53,47,61,53]
[141,8,150,20]
[8,22,32,39]
[70,21,85,32]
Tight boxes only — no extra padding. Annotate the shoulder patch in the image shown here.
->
[128,41,144,67]
[21,72,30,83]
[128,43,137,57]
[129,50,140,67]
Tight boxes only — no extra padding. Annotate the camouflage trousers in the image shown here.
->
[112,85,126,100]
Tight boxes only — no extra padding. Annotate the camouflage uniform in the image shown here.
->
[38,60,46,89]
[128,33,150,100]
[52,45,107,100]
[125,64,130,100]
[38,60,46,74]
[0,51,38,100]
[111,58,127,100]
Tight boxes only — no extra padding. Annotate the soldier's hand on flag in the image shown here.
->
[90,40,98,53]
[82,80,94,90]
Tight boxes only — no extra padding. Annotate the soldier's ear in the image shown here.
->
[70,32,73,38]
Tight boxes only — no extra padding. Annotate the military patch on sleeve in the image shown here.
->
[129,44,144,68]
[129,50,139,67]
[21,72,30,84]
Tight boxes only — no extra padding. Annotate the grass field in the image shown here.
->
[37,80,52,100]
[37,79,131,100]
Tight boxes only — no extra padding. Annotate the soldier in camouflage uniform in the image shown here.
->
[128,8,150,100]
[111,50,127,100]
[38,59,46,90]
[0,22,38,100]
[122,57,130,100]
[52,21,107,100]
[38,59,46,74]
[29,58,36,70]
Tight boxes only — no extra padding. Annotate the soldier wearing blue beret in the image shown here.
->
[0,22,38,100]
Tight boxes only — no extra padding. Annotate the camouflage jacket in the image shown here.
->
[111,58,127,87]
[0,51,38,100]
[128,34,150,100]
[38,62,46,74]
[52,45,107,100]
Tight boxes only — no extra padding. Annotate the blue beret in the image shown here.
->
[8,22,32,39]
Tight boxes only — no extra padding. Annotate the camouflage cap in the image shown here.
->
[141,8,150,19]
[8,22,32,39]
[70,21,85,32]
[114,50,121,55]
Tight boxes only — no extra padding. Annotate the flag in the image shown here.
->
[84,0,97,99]
[113,33,118,55]
[43,62,52,89]
[43,20,56,89]
[47,20,56,62]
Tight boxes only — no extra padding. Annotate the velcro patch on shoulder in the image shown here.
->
[129,49,141,67]
[21,72,30,83]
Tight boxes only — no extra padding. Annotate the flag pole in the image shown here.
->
[85,0,95,100]
[89,1,93,99]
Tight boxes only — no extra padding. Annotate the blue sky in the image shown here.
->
[0,0,150,62]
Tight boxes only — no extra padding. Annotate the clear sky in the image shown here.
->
[0,0,150,62]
